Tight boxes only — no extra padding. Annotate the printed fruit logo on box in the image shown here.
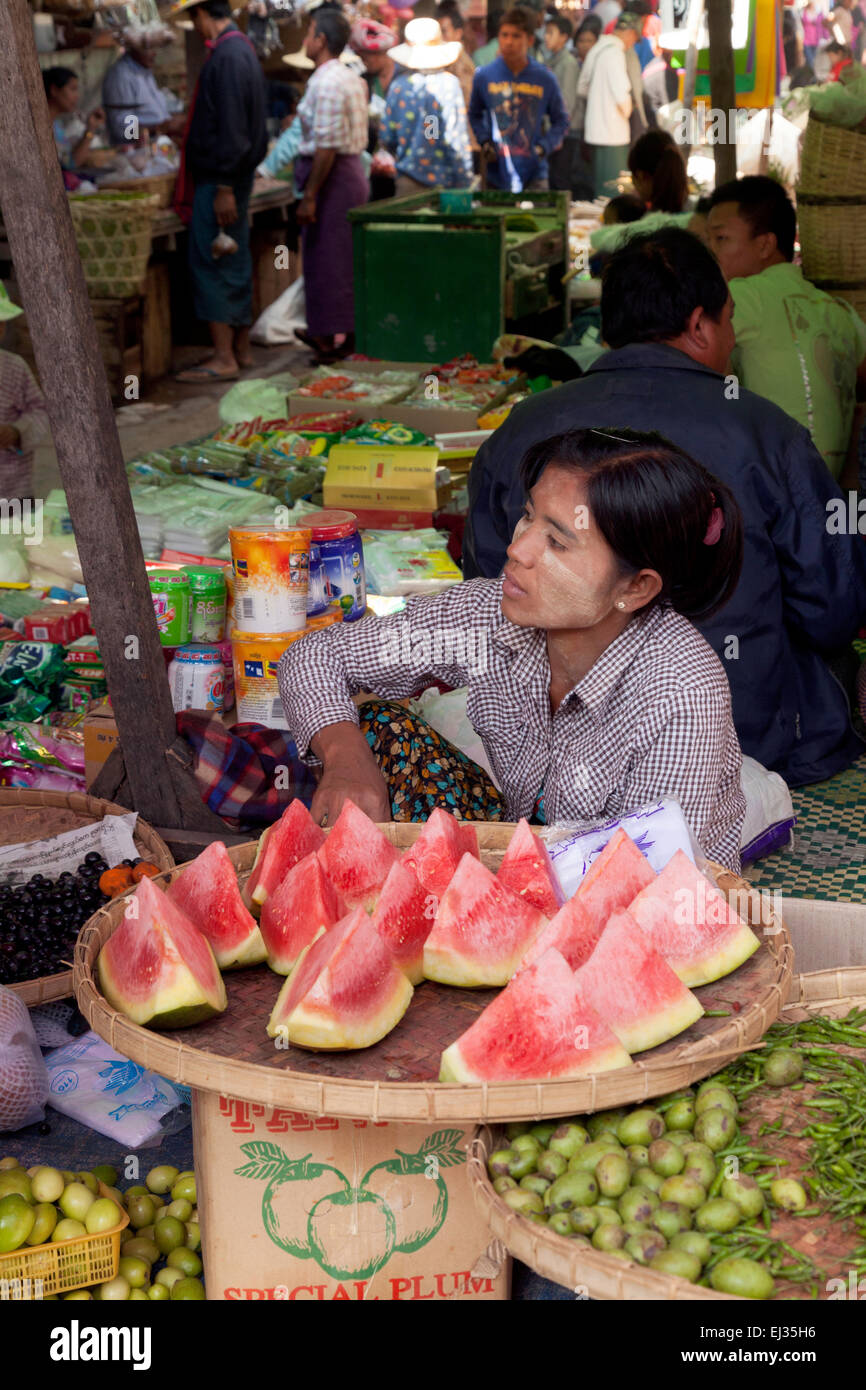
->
[234,1129,465,1280]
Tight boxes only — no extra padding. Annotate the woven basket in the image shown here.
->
[73,827,793,1122]
[797,199,866,283]
[799,118,866,200]
[99,172,178,210]
[69,190,159,299]
[467,965,866,1301]
[2,790,174,1006]
[0,1183,128,1301]
[813,280,866,322]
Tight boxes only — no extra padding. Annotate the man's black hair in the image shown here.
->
[601,227,729,348]
[708,175,796,262]
[435,0,465,30]
[42,66,77,98]
[196,0,233,17]
[312,5,351,54]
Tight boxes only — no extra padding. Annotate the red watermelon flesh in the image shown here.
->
[423,853,547,987]
[575,909,703,1053]
[369,859,434,985]
[244,799,325,914]
[627,849,760,987]
[260,851,346,976]
[577,827,656,921]
[98,876,227,1029]
[496,818,564,917]
[267,906,413,1049]
[518,891,602,973]
[167,840,266,971]
[439,948,633,1082]
[317,800,401,911]
[403,808,480,906]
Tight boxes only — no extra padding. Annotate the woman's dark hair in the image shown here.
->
[519,428,743,622]
[436,0,465,31]
[576,13,603,36]
[312,6,351,54]
[499,5,535,34]
[601,226,729,348]
[628,130,688,213]
[43,66,77,99]
[709,175,796,262]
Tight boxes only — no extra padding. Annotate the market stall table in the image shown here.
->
[73,823,792,1302]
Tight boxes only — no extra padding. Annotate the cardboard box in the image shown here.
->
[83,700,118,788]
[323,443,451,513]
[194,1091,509,1302]
[778,897,866,976]
[288,360,512,437]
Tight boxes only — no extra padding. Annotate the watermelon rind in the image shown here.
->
[423,853,546,988]
[244,801,325,913]
[168,842,267,972]
[285,975,413,1050]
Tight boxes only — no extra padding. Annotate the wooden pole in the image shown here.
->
[0,0,225,833]
[707,0,738,185]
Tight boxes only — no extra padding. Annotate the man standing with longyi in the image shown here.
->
[293,7,370,365]
[171,0,267,384]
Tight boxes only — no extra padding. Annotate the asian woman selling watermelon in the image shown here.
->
[277,428,746,871]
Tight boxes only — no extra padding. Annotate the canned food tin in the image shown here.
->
[167,644,225,713]
[305,510,366,622]
[186,565,227,643]
[229,526,311,634]
[149,568,190,647]
[306,542,328,618]
[230,629,307,729]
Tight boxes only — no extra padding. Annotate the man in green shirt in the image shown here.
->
[707,176,866,479]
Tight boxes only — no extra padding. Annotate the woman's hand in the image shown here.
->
[310,721,391,827]
[87,107,105,133]
[0,425,20,450]
[296,193,317,225]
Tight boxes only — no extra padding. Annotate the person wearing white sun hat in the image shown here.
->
[381,18,472,195]
[0,287,49,506]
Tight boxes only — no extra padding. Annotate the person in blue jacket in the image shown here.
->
[464,228,866,789]
[468,5,569,191]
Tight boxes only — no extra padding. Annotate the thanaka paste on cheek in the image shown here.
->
[533,545,619,628]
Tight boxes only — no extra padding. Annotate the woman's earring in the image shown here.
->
[616,601,626,610]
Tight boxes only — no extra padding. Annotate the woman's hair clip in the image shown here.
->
[703,493,725,546]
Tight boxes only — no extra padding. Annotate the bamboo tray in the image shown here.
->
[1,790,174,1006]
[74,824,792,1122]
[467,966,866,1301]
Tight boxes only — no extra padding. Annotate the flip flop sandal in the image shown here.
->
[174,365,240,384]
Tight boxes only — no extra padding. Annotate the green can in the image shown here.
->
[186,565,227,643]
[149,568,191,647]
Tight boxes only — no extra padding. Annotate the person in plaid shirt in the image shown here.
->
[279,428,747,870]
[294,7,370,365]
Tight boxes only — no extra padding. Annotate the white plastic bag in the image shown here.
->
[250,276,306,345]
[545,798,700,899]
[0,986,49,1132]
[44,1032,190,1149]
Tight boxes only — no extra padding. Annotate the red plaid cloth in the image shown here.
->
[177,712,316,830]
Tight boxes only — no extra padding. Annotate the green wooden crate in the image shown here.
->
[349,190,570,362]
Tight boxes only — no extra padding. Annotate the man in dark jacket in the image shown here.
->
[173,0,267,383]
[465,228,866,788]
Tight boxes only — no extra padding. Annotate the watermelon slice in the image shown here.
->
[423,853,547,987]
[439,948,633,1082]
[576,828,656,920]
[98,876,227,1029]
[403,808,479,907]
[575,909,703,1053]
[267,907,413,1050]
[369,859,434,985]
[243,799,326,915]
[317,800,401,911]
[259,851,346,976]
[518,892,602,973]
[628,849,760,987]
[167,841,266,971]
[496,818,564,917]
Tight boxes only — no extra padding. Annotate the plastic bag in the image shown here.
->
[43,1032,190,1149]
[0,986,49,1132]
[250,275,306,345]
[218,374,299,426]
[544,798,701,899]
